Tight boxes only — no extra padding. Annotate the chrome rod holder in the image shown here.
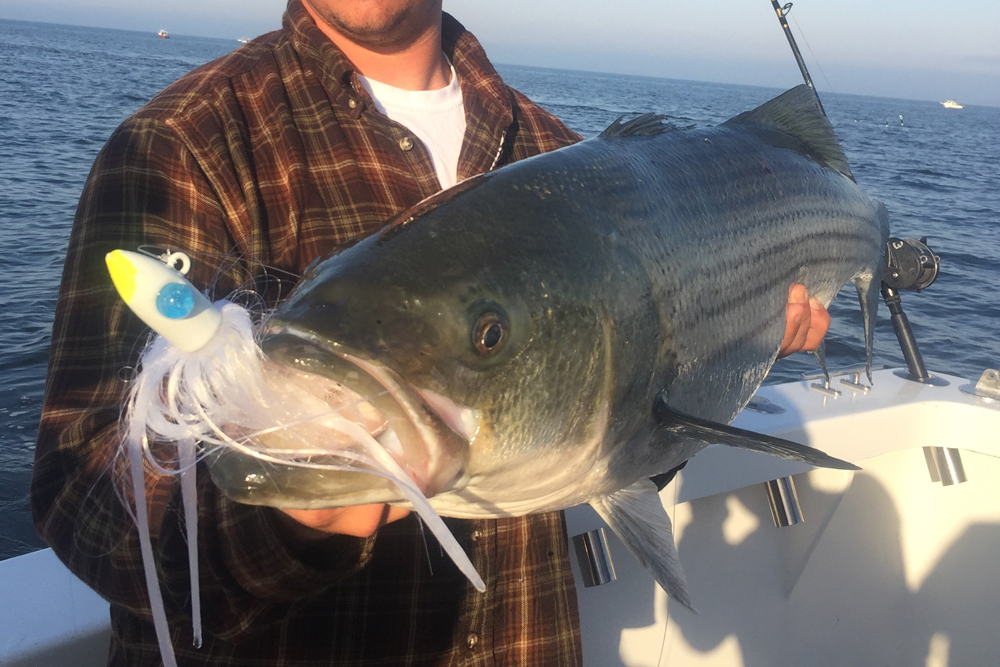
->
[840,371,871,393]
[924,446,967,486]
[572,528,617,587]
[809,378,841,397]
[765,476,804,527]
[804,365,877,396]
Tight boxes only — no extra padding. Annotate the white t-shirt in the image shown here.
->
[358,64,466,190]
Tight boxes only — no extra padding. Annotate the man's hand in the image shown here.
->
[778,283,831,358]
[280,505,411,538]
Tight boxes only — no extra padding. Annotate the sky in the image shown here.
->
[0,0,997,107]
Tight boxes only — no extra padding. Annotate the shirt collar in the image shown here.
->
[441,12,514,130]
[283,0,362,115]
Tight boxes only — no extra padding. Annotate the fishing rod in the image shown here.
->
[768,1,825,115]
[769,2,943,385]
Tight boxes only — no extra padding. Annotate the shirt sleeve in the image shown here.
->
[508,87,583,158]
[31,115,375,642]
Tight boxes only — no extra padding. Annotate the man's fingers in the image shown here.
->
[803,297,831,350]
[778,284,831,358]
[778,284,810,357]
[781,302,811,357]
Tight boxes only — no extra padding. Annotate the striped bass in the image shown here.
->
[209,85,888,606]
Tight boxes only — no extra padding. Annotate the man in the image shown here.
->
[32,1,828,665]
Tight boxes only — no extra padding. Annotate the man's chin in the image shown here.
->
[302,0,429,50]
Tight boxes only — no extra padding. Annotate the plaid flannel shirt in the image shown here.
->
[32,2,584,664]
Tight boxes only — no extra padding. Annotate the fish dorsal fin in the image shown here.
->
[600,113,675,138]
[723,85,855,182]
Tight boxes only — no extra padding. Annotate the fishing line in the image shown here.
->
[177,437,202,649]
[786,11,834,93]
[415,514,436,577]
[656,478,683,667]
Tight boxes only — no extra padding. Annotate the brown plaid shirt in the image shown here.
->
[32,2,584,664]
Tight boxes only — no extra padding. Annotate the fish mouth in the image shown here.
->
[206,325,473,510]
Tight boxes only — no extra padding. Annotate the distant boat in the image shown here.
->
[237,37,250,44]
[157,29,169,39]
[941,99,963,109]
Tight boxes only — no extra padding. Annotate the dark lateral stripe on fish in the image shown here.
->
[653,221,879,277]
[678,223,878,276]
[664,253,871,333]
[668,262,858,365]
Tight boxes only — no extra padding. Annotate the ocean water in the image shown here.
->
[1,19,998,562]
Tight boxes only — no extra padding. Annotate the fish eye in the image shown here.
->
[472,311,507,356]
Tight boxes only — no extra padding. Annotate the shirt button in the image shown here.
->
[471,530,482,541]
[466,633,479,649]
[348,98,358,109]
[399,136,414,151]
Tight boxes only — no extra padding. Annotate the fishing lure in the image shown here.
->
[106,249,483,667]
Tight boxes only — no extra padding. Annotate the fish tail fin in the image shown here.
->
[853,272,881,385]
[591,480,695,611]
[854,199,890,384]
[813,339,830,385]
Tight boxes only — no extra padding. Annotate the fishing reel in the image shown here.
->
[880,236,947,386]
[882,237,940,292]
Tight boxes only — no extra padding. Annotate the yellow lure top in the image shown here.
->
[105,249,222,353]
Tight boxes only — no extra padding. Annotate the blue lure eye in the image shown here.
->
[156,283,196,319]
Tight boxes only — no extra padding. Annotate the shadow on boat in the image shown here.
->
[576,449,1000,666]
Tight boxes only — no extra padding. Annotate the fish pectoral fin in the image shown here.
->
[653,394,859,471]
[590,480,694,611]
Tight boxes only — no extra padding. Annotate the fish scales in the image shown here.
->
[521,119,885,426]
[208,86,887,606]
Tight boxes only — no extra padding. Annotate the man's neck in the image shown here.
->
[302,1,451,91]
